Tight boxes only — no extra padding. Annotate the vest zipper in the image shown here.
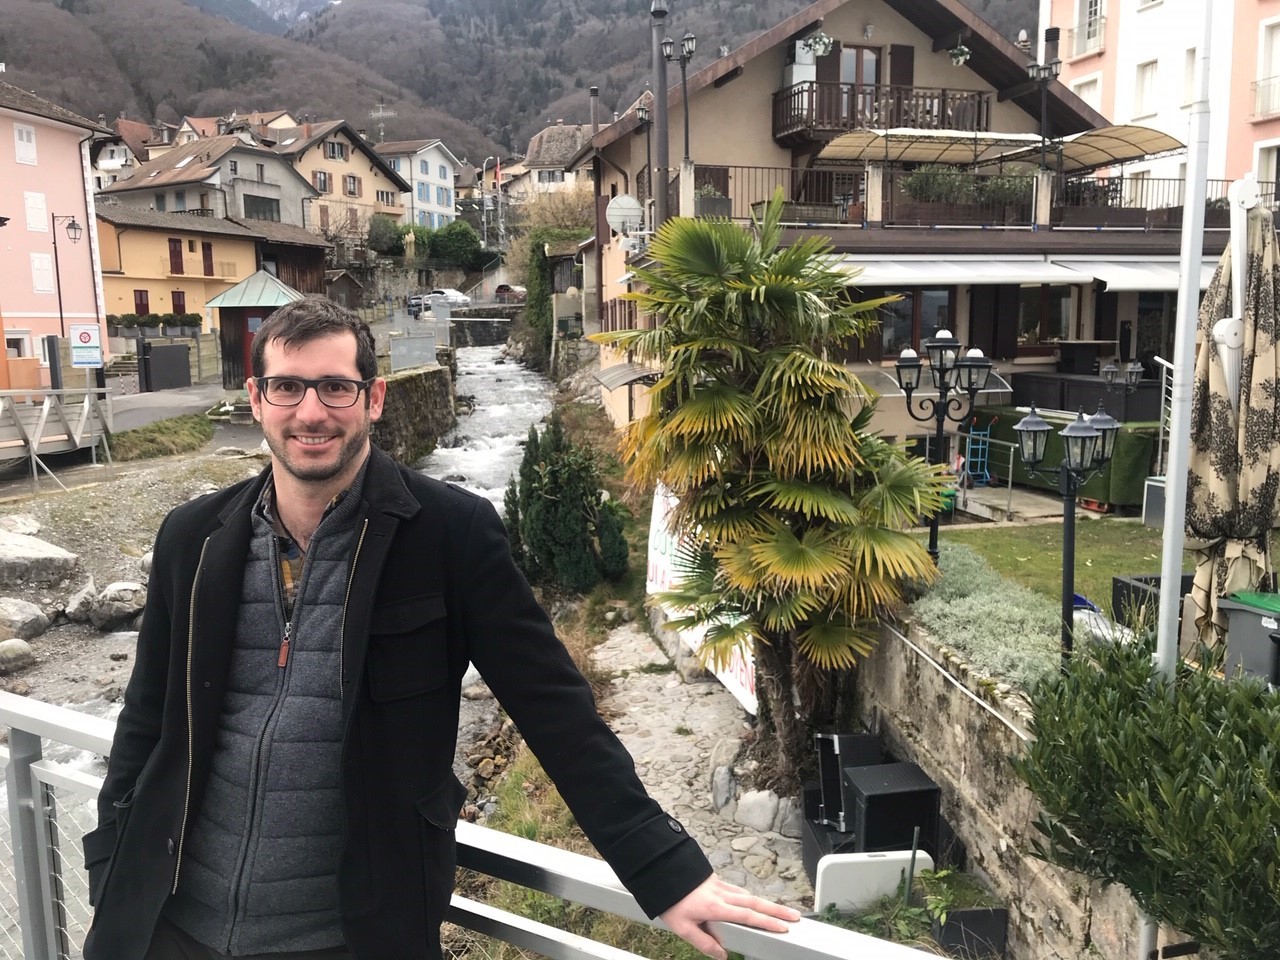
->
[339,519,369,695]
[277,624,291,667]
[173,534,213,894]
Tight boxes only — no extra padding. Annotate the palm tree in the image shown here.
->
[593,191,950,785]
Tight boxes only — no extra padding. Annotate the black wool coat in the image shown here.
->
[81,447,711,959]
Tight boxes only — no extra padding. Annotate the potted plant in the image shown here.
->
[694,183,733,219]
[976,174,1034,224]
[105,314,122,338]
[138,313,163,338]
[163,312,200,337]
[116,314,141,335]
[919,869,1008,959]
[897,164,979,224]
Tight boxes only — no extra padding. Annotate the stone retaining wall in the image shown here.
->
[370,365,456,465]
[856,622,1165,960]
[450,318,512,347]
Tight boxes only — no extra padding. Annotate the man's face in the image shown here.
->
[246,332,385,489]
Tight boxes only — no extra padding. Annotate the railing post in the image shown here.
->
[679,159,695,218]
[866,163,884,224]
[6,729,59,960]
[1034,168,1055,229]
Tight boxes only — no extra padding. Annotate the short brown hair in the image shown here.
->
[250,296,377,380]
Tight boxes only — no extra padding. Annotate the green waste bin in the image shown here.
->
[1218,592,1280,683]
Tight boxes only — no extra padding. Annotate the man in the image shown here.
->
[82,297,798,960]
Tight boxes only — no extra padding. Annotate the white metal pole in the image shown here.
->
[1145,3,1215,956]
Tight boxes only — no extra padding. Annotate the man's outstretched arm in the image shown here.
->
[660,873,801,960]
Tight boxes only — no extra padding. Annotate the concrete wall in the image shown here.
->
[856,621,1176,960]
[370,364,456,464]
[450,318,512,347]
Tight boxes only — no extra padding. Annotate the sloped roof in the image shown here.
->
[325,269,363,287]
[181,116,221,138]
[226,217,331,248]
[114,118,156,159]
[525,123,590,168]
[96,206,257,238]
[375,138,437,154]
[99,135,250,192]
[205,269,304,308]
[271,120,410,191]
[0,81,111,133]
[568,0,1109,169]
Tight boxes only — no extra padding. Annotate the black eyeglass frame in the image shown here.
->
[253,376,375,408]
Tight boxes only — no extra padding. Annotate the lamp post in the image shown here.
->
[1027,27,1061,170]
[636,102,653,229]
[662,31,696,163]
[894,330,993,564]
[1100,361,1144,392]
[650,0,671,226]
[50,212,83,339]
[481,155,496,247]
[1013,402,1120,670]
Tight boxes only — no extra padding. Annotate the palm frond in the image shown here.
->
[756,590,827,632]
[855,455,952,529]
[698,618,761,673]
[795,621,877,668]
[844,525,938,584]
[660,383,758,441]
[749,520,851,591]
[747,478,862,524]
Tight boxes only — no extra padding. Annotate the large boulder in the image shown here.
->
[0,532,79,587]
[65,578,97,623]
[0,638,35,674]
[90,582,147,631]
[0,598,50,639]
[0,515,41,536]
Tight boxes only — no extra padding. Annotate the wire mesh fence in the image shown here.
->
[1,753,22,960]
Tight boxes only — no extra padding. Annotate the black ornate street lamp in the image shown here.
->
[650,0,671,226]
[894,330,993,564]
[50,212,83,339]
[636,102,653,229]
[1027,28,1062,170]
[663,30,696,163]
[1101,360,1144,392]
[1013,402,1120,670]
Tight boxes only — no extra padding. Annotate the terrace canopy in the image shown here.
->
[817,128,1043,167]
[988,124,1186,174]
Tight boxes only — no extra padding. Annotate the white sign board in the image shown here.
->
[69,323,103,368]
[647,484,757,714]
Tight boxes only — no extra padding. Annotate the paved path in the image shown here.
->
[591,622,813,911]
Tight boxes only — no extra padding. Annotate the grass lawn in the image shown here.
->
[937,517,1190,614]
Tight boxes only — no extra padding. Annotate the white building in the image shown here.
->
[373,139,461,228]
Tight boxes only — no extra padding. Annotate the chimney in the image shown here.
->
[589,86,599,135]
[357,128,368,140]
[216,119,229,135]
[304,122,312,139]
[1044,26,1060,63]
[98,113,106,126]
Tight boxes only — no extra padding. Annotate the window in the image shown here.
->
[174,190,186,211]
[347,208,358,229]
[376,189,397,205]
[1073,0,1104,56]
[257,163,266,181]
[439,164,447,180]
[172,291,186,314]
[24,192,47,232]
[134,289,150,314]
[1018,285,1074,345]
[389,158,399,171]
[315,170,332,193]
[169,238,184,274]
[417,182,427,201]
[188,239,196,253]
[1183,48,1197,106]
[14,123,36,165]
[1072,78,1100,112]
[154,193,166,212]
[243,195,281,221]
[30,253,54,294]
[344,174,361,197]
[324,141,347,161]
[1134,60,1158,117]
[228,160,239,177]
[868,287,951,355]
[420,159,428,176]
[202,241,214,277]
[5,333,32,359]
[417,210,427,225]
[1259,23,1280,117]
[437,185,447,205]
[537,169,566,184]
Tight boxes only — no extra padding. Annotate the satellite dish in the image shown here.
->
[605,194,644,236]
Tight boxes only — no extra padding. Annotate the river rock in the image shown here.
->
[0,515,41,536]
[711,765,736,811]
[65,578,97,623]
[0,598,50,639]
[774,795,804,839]
[0,532,80,587]
[0,638,35,673]
[141,552,154,577]
[734,790,780,832]
[90,582,147,631]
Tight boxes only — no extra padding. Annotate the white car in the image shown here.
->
[429,288,471,307]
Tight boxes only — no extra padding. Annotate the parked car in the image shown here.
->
[407,293,427,317]
[495,283,527,304]
[429,288,471,307]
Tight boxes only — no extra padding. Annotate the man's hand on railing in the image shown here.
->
[660,873,801,960]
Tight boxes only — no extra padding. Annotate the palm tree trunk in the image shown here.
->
[753,635,799,787]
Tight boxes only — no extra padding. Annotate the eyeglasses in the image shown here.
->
[254,376,373,408]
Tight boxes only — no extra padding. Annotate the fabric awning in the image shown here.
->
[988,124,1185,174]
[819,128,1044,166]
[1052,259,1219,291]
[594,362,660,391]
[840,258,1088,287]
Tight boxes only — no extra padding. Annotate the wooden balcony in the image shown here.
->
[773,82,992,144]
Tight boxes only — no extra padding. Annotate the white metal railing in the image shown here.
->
[1153,355,1174,475]
[0,692,935,960]
[0,389,113,490]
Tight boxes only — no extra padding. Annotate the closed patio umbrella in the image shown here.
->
[1186,196,1280,646]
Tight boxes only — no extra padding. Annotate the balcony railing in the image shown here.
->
[883,170,1035,227]
[1068,16,1106,57]
[0,691,933,960]
[1052,176,1245,228]
[692,165,866,224]
[773,82,992,141]
[1253,75,1280,119]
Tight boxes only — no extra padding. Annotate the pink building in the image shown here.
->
[0,81,110,386]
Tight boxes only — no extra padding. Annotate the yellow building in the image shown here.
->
[96,207,260,327]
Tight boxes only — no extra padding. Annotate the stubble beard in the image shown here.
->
[266,414,371,485]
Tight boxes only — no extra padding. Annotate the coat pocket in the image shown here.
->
[415,777,468,935]
[367,594,449,702]
[87,788,136,907]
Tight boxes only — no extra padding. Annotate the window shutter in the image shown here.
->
[30,253,54,294]
[24,192,47,231]
[356,176,363,198]
[14,124,36,164]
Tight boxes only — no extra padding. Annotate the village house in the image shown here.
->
[373,138,460,228]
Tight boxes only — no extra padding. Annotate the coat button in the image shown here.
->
[203,681,211,688]
[667,818,683,833]
[167,838,175,854]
